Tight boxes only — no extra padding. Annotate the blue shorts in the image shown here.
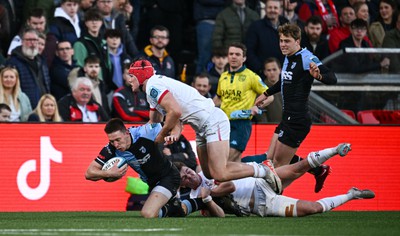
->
[229,119,252,152]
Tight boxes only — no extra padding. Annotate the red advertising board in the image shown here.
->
[0,123,399,212]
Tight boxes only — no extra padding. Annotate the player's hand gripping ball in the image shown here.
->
[101,157,127,182]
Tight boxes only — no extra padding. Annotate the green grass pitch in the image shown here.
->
[0,211,399,236]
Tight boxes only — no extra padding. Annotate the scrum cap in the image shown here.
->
[129,60,154,85]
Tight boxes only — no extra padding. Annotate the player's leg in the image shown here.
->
[141,191,170,218]
[271,141,298,168]
[303,187,375,216]
[276,143,352,189]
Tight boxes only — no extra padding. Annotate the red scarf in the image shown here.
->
[315,0,339,29]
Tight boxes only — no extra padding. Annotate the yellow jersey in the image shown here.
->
[216,66,267,119]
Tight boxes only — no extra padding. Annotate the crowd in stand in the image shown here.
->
[0,0,399,123]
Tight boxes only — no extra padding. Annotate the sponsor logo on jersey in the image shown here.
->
[139,146,146,153]
[138,153,151,164]
[291,62,297,69]
[149,87,159,99]
[282,71,293,81]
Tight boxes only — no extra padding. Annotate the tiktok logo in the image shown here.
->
[17,137,62,200]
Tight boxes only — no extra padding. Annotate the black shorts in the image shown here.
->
[275,113,312,148]
[148,164,181,197]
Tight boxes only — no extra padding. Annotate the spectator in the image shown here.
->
[369,0,398,48]
[78,0,96,23]
[353,1,370,23]
[111,64,149,122]
[137,25,176,78]
[37,33,47,55]
[69,55,111,115]
[245,0,288,75]
[105,29,132,88]
[0,103,11,121]
[58,76,109,122]
[301,16,330,61]
[6,28,51,108]
[382,13,400,73]
[337,19,390,73]
[328,6,357,53]
[49,0,81,44]
[191,73,213,98]
[73,8,114,93]
[212,0,259,51]
[298,0,339,34]
[213,42,273,162]
[281,0,305,30]
[0,66,32,121]
[50,41,77,100]
[0,4,11,57]
[193,0,227,74]
[96,0,138,58]
[27,93,63,122]
[0,0,24,56]
[23,0,57,24]
[8,8,48,56]
[206,47,228,97]
[255,57,283,123]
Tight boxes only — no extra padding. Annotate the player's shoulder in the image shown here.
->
[299,48,322,65]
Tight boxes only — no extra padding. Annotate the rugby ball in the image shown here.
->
[102,157,127,182]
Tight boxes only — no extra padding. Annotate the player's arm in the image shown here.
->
[156,92,182,143]
[254,79,281,107]
[200,187,225,217]
[85,160,127,181]
[210,182,236,197]
[213,95,221,107]
[149,109,163,123]
[310,62,337,85]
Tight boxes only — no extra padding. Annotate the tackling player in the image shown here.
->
[179,143,375,217]
[127,59,283,194]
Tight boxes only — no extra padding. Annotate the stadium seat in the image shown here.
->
[357,110,380,124]
[372,110,400,124]
[341,110,356,119]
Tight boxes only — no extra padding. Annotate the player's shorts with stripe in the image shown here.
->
[253,178,299,217]
[151,164,181,200]
[195,107,230,147]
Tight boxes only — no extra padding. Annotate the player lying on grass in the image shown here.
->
[85,118,209,218]
[178,143,375,217]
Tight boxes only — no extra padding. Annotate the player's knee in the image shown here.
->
[210,171,228,182]
[140,209,158,218]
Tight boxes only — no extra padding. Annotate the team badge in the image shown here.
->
[291,62,297,69]
[238,75,246,82]
[150,87,159,99]
[139,146,146,153]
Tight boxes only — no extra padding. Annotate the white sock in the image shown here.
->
[307,147,337,168]
[316,193,352,212]
[246,162,266,178]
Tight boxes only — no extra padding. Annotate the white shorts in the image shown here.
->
[195,107,230,147]
[253,179,299,217]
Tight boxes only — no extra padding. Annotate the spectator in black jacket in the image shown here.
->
[50,40,77,100]
[301,16,330,61]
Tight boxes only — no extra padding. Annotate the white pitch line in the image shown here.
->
[0,228,183,235]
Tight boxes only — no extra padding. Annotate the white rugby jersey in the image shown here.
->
[145,75,215,130]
